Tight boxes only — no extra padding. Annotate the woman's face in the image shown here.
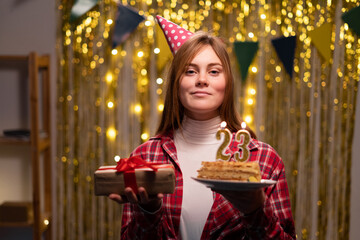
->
[179,45,226,121]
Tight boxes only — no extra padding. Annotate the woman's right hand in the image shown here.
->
[109,187,163,213]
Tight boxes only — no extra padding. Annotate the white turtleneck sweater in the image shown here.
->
[174,116,222,240]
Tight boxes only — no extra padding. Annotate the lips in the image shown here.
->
[191,91,211,96]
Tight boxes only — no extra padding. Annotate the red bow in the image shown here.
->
[115,156,158,194]
[116,156,159,172]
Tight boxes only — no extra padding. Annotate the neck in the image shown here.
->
[176,115,222,144]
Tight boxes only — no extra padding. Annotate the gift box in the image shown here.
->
[0,201,33,223]
[94,157,175,196]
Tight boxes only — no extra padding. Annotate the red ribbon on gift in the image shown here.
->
[116,156,159,194]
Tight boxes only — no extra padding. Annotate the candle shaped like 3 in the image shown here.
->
[216,121,232,161]
[234,122,251,162]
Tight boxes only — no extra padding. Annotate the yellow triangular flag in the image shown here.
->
[155,24,173,72]
[308,22,332,62]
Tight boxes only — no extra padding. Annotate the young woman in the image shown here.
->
[109,24,295,239]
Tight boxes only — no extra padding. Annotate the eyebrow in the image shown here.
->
[187,63,223,68]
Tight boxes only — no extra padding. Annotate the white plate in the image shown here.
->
[191,177,276,191]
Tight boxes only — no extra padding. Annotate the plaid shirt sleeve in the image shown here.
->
[241,141,296,239]
[120,136,181,240]
[201,139,296,240]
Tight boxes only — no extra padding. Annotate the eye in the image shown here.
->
[185,69,197,75]
[209,68,222,76]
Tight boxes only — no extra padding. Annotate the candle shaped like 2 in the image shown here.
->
[216,121,232,161]
[234,122,251,162]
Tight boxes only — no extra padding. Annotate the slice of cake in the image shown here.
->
[197,161,261,182]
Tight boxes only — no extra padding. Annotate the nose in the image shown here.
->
[195,72,209,87]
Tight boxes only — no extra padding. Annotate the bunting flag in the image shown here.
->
[70,0,99,22]
[341,5,360,37]
[112,5,145,48]
[308,22,332,62]
[233,41,259,82]
[155,24,173,72]
[271,36,297,78]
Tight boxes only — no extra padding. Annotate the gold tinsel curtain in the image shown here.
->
[56,0,359,239]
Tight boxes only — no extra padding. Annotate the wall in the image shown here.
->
[0,0,56,239]
[0,1,359,240]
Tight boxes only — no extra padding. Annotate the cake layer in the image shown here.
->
[197,161,261,181]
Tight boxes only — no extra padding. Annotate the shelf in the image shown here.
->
[0,211,51,231]
[0,52,52,240]
[0,55,28,61]
[0,136,50,151]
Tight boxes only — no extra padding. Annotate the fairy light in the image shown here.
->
[134,104,142,114]
[105,72,113,83]
[249,88,256,95]
[106,127,117,140]
[154,48,160,54]
[111,49,118,55]
[141,132,149,141]
[158,103,164,112]
[137,51,144,57]
[247,98,254,105]
[156,78,163,84]
[107,101,114,109]
[244,115,253,124]
[114,155,121,162]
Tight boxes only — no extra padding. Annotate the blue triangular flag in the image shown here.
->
[112,5,145,48]
[271,36,297,78]
[70,0,99,22]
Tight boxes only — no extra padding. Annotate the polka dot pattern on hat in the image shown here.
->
[156,15,194,54]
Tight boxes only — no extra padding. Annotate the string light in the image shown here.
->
[154,48,160,54]
[141,132,149,141]
[107,101,114,109]
[134,104,142,114]
[247,98,254,105]
[106,127,117,140]
[158,103,164,112]
[244,115,253,124]
[114,155,121,162]
[137,51,144,57]
[105,72,113,83]
[156,78,163,84]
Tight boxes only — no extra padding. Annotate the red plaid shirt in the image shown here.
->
[121,132,296,239]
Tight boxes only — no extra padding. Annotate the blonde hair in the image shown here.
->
[156,32,256,138]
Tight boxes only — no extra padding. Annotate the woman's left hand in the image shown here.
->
[213,188,265,214]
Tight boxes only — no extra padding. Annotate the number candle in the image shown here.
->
[216,121,232,161]
[234,122,251,162]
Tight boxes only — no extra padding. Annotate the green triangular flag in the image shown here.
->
[234,41,259,81]
[70,0,99,22]
[342,5,360,37]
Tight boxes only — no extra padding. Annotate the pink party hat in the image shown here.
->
[156,15,194,54]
